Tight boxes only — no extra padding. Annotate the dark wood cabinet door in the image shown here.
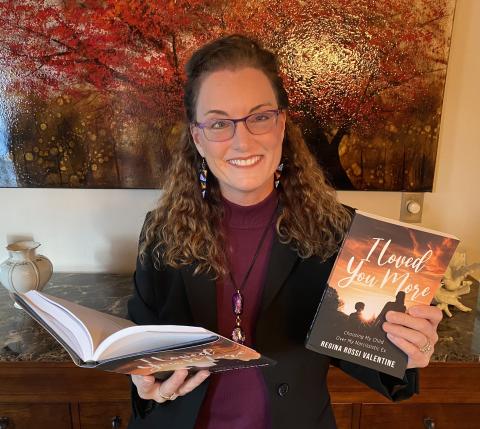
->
[79,402,131,429]
[360,403,480,429]
[332,403,354,429]
[0,403,71,429]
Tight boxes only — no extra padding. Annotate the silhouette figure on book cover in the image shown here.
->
[347,302,367,329]
[372,291,407,330]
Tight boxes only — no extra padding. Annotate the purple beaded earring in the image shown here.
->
[274,161,284,189]
[199,158,208,199]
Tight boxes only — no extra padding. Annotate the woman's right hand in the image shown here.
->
[131,369,210,403]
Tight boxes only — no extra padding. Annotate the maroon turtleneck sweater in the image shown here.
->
[195,190,278,429]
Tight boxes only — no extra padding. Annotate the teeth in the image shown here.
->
[228,156,261,166]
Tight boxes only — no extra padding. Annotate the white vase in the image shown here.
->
[0,241,53,308]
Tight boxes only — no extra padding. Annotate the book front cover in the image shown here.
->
[96,335,274,376]
[307,212,459,378]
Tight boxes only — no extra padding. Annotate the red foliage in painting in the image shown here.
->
[226,0,451,131]
[0,0,222,123]
[0,0,452,130]
[211,0,453,187]
[0,0,454,189]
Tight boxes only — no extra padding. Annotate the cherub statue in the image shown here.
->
[435,252,480,317]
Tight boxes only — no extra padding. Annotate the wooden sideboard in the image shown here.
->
[329,362,480,429]
[0,362,479,429]
[1,273,479,429]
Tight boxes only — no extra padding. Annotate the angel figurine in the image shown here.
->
[435,252,480,317]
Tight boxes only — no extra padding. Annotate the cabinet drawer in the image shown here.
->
[79,402,131,429]
[361,403,480,429]
[0,403,71,429]
[332,403,353,429]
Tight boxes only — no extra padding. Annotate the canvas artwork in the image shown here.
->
[0,0,456,190]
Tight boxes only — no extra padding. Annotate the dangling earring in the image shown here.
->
[274,161,284,189]
[199,158,208,199]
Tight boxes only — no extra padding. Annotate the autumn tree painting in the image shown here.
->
[0,0,455,189]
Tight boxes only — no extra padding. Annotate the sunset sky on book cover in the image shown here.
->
[328,212,459,321]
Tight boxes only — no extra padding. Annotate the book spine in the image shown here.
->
[305,281,330,346]
[305,213,355,347]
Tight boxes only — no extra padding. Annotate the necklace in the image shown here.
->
[228,201,279,344]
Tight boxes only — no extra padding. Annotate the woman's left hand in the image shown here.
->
[382,305,443,368]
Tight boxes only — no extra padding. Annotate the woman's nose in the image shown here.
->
[231,121,254,151]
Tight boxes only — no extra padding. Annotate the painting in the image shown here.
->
[0,0,456,190]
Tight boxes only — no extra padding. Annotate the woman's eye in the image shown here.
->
[251,113,270,122]
[209,120,230,130]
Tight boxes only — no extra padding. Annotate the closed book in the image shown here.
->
[306,210,459,378]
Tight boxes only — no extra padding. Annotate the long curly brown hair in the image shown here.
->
[140,34,351,277]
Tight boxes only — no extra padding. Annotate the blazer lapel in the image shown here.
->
[259,235,299,313]
[181,235,298,331]
[182,266,217,332]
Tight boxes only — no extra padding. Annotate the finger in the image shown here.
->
[141,375,156,386]
[387,333,431,368]
[131,374,155,390]
[132,375,158,399]
[176,370,210,397]
[154,369,189,403]
[382,321,431,349]
[386,310,435,334]
[407,305,443,327]
[386,308,440,346]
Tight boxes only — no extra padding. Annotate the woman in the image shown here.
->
[127,34,441,429]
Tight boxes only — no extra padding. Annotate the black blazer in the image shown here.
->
[127,217,418,429]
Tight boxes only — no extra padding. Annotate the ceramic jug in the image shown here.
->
[0,241,53,308]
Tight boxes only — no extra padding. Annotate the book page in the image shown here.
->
[20,294,86,360]
[23,291,94,359]
[93,325,214,361]
[25,291,134,357]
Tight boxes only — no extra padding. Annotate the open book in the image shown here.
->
[306,210,459,379]
[14,291,274,378]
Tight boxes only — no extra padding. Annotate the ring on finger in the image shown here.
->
[418,337,432,354]
[159,391,178,401]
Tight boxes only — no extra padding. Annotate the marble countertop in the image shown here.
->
[1,273,479,363]
[0,273,132,363]
[433,276,480,362]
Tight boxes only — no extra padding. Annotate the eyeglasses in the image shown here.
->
[192,109,283,142]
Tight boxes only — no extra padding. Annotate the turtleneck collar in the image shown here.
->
[221,189,279,229]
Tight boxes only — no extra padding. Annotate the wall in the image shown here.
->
[0,0,478,273]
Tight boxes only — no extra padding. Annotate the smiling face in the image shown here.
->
[190,67,286,206]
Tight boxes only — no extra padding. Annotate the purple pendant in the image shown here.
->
[232,291,243,315]
[232,326,245,344]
